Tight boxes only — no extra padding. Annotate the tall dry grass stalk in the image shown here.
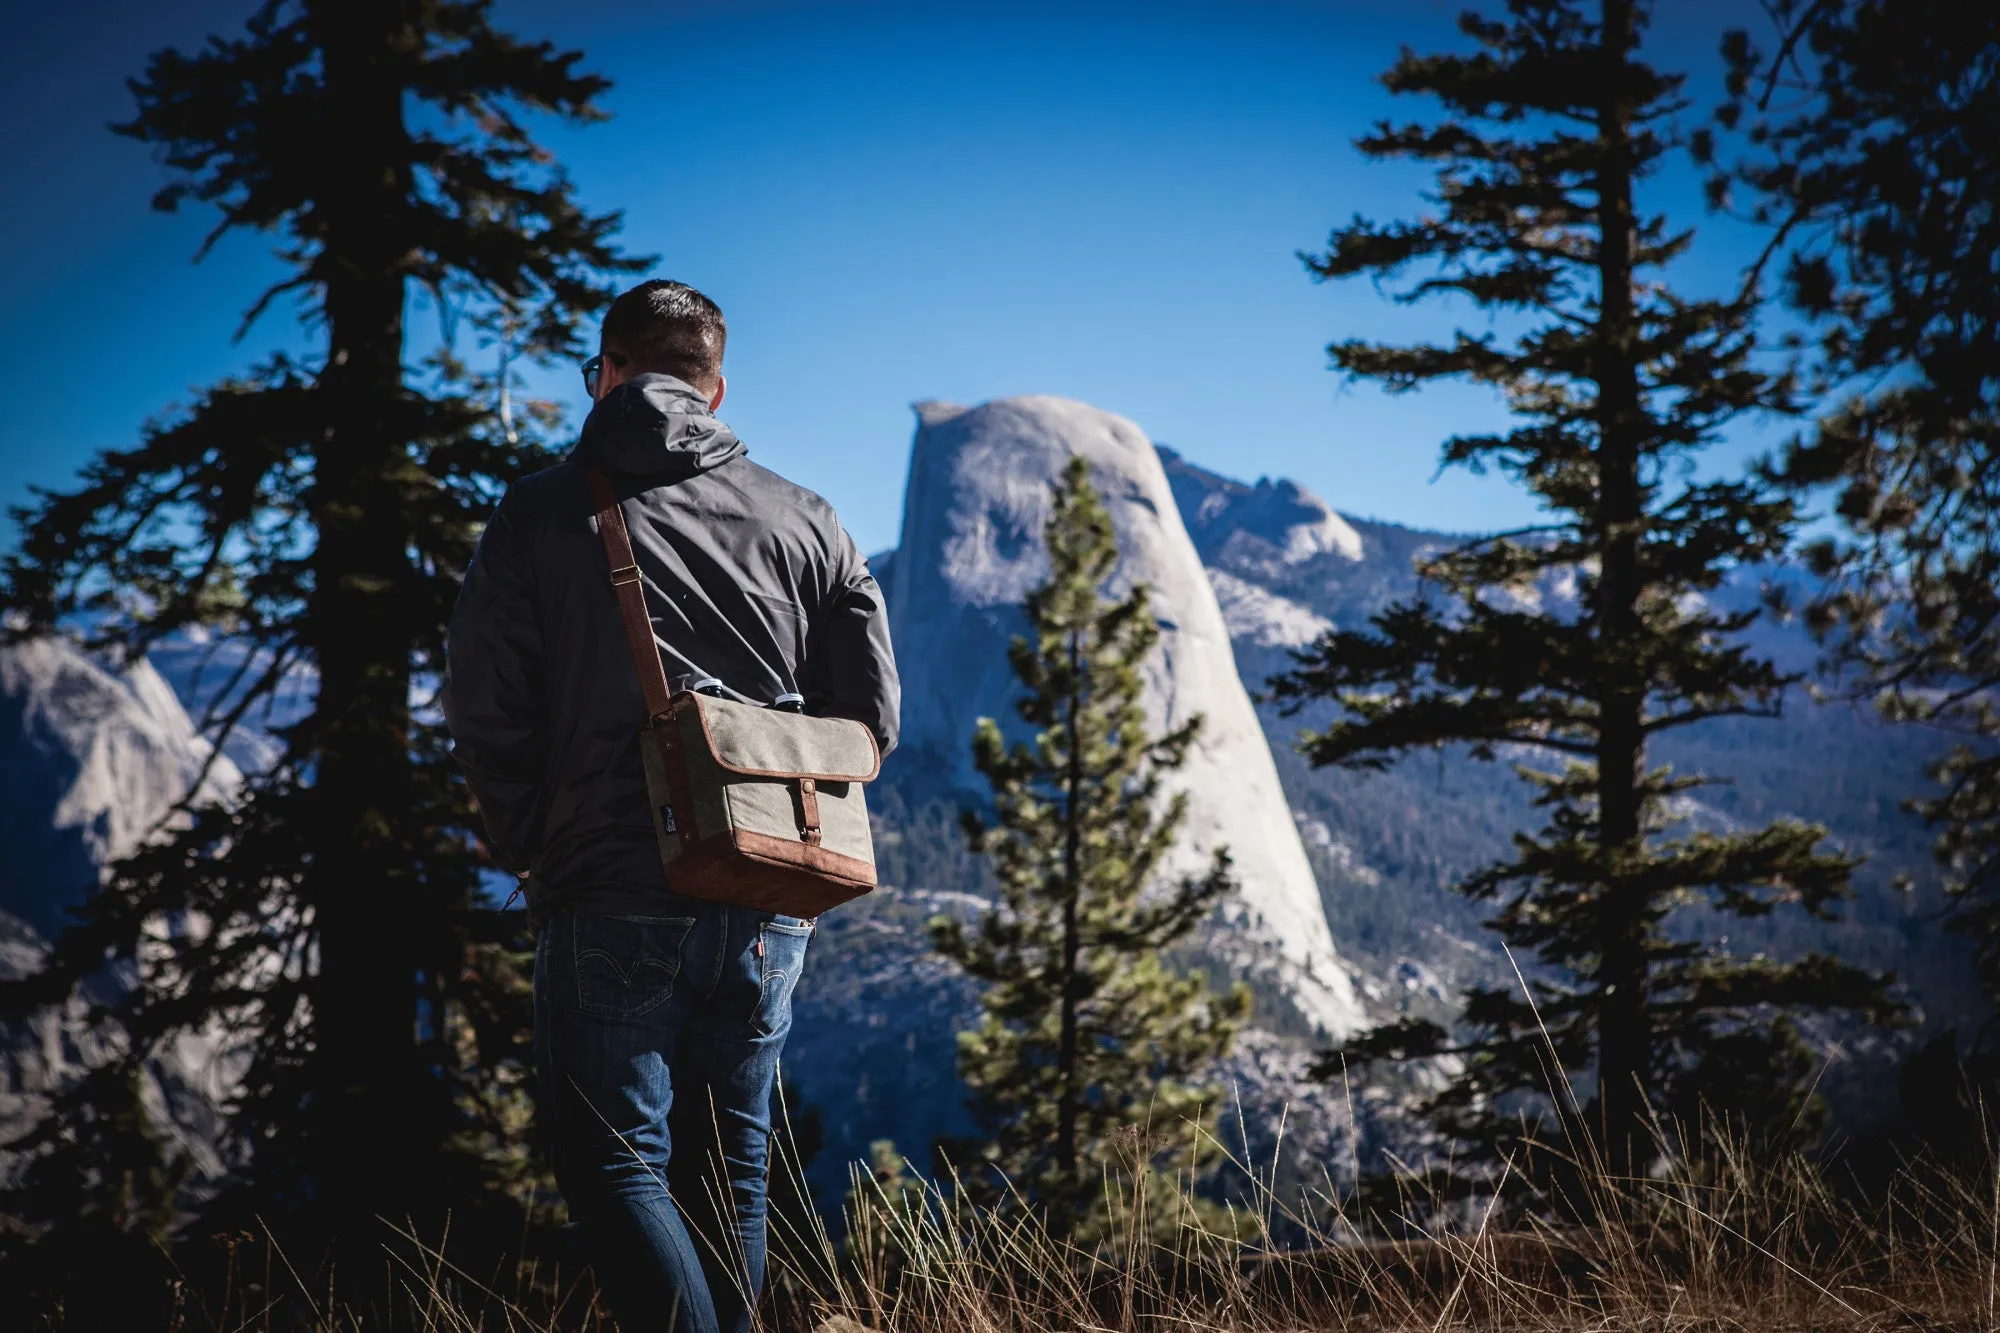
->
[776,1108,2000,1333]
[64,1107,2000,1331]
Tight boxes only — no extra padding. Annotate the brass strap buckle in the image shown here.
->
[609,563,641,587]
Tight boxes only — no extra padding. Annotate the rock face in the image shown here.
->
[882,396,1366,1039]
[0,638,242,1185]
[780,880,1410,1211]
[0,639,241,939]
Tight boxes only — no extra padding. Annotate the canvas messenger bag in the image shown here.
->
[588,467,881,917]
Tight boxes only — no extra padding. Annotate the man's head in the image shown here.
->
[594,279,727,410]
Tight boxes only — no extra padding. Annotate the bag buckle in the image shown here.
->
[796,777,823,846]
[609,563,641,587]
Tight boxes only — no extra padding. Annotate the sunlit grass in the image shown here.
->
[785,1110,2000,1333]
[119,1102,1999,1332]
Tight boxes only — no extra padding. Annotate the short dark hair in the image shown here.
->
[600,280,727,392]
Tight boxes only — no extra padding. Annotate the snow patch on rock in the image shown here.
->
[1208,570,1334,650]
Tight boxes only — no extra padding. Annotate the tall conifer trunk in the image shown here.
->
[1592,0,1650,1177]
[308,0,428,1210]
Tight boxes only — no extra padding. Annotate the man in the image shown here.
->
[444,279,899,1333]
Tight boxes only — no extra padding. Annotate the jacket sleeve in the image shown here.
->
[444,495,547,872]
[808,532,902,757]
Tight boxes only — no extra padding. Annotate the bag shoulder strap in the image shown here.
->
[586,466,675,723]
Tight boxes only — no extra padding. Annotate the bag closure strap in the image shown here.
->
[795,777,822,847]
[586,466,675,723]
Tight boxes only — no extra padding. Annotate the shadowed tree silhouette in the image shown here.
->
[1718,1,2000,1029]
[0,0,645,1250]
[1272,0,1902,1180]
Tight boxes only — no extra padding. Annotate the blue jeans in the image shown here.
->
[535,904,812,1333]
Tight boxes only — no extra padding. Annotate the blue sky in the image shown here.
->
[0,0,1776,557]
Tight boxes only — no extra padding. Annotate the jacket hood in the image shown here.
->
[573,374,746,477]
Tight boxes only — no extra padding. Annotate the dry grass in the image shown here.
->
[34,1097,1995,1332]
[128,1123,1996,1332]
[782,1117,2000,1333]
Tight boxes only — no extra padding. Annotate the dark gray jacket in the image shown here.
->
[444,375,900,915]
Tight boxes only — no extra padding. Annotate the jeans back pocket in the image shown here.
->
[572,914,696,1019]
[753,919,813,1036]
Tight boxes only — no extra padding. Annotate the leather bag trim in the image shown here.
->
[682,694,883,784]
[730,829,877,887]
[656,832,877,916]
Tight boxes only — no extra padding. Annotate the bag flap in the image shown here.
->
[687,694,882,783]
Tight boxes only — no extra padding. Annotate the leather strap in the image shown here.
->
[586,467,675,723]
[795,777,822,846]
[588,467,702,852]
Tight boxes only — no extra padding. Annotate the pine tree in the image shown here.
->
[15,1065,190,1243]
[931,456,1248,1238]
[0,0,642,1240]
[1269,0,1901,1178]
[1717,3,2000,1017]
[0,1067,191,1327]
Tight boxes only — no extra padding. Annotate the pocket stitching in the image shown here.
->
[572,916,696,1019]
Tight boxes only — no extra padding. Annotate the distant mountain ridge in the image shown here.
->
[1,396,1979,1209]
[1158,437,1981,1128]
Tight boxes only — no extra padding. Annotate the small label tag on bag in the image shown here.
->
[659,803,678,835]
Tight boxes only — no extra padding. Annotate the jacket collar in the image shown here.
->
[573,374,746,478]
